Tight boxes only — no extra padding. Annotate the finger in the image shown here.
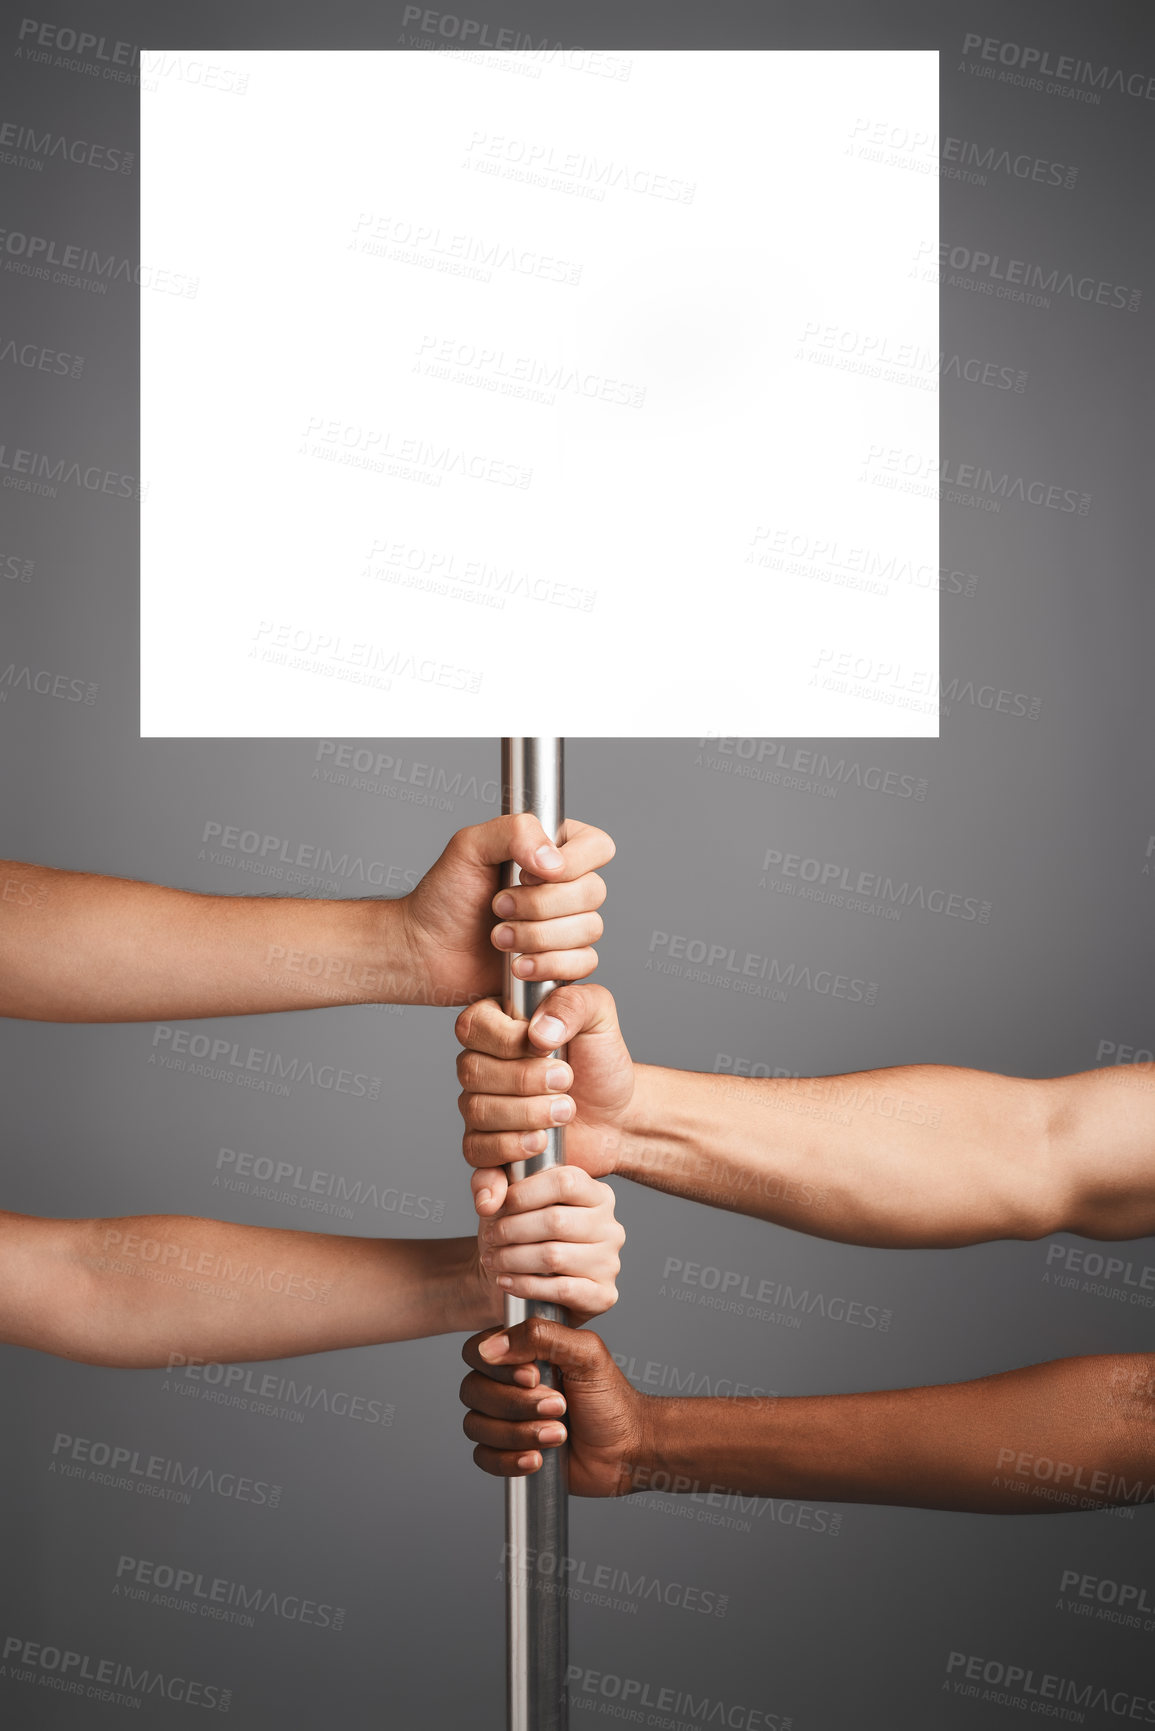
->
[491,874,607,924]
[461,1328,541,1388]
[470,1165,509,1215]
[484,1225,612,1267]
[459,1092,574,1133]
[524,981,621,1051]
[456,813,568,879]
[458,1370,564,1417]
[463,1411,567,1453]
[497,1274,614,1313]
[485,1234,609,1274]
[491,913,603,959]
[509,946,599,984]
[456,1050,573,1097]
[501,1166,609,1216]
[471,1445,542,1478]
[464,1317,613,1377]
[462,1130,549,1170]
[453,998,531,1059]
[555,819,616,877]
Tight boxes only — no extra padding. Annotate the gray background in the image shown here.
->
[1,1,1153,1726]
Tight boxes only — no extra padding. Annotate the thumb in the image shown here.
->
[528,982,623,1052]
[471,1166,508,1215]
[454,814,564,879]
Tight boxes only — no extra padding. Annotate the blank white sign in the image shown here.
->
[140,49,938,738]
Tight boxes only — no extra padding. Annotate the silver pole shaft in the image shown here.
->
[501,737,569,1731]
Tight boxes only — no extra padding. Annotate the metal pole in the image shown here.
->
[501,737,569,1731]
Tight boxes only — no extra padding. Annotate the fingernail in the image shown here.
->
[537,1422,566,1445]
[512,956,533,978]
[476,1188,492,1207]
[534,844,563,872]
[521,1132,547,1154]
[536,1395,566,1416]
[497,1276,513,1289]
[546,1064,570,1091]
[550,1096,575,1124]
[534,1015,566,1046]
[493,925,515,949]
[493,892,515,917]
[479,1334,509,1360]
[517,1453,539,1470]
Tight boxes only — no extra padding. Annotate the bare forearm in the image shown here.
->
[616,1062,1155,1246]
[0,862,418,1020]
[0,1213,499,1367]
[632,1354,1155,1514]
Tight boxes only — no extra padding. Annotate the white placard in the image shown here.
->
[141,49,939,738]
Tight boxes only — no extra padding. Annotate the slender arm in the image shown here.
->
[0,862,410,1020]
[632,1352,1155,1514]
[459,987,1155,1248]
[616,1061,1155,1247]
[0,816,611,1021]
[0,1211,498,1367]
[462,1322,1155,1516]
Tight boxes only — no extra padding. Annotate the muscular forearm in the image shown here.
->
[615,1061,1155,1247]
[0,1213,499,1367]
[0,862,417,1020]
[631,1354,1155,1514]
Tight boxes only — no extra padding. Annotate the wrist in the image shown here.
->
[615,1064,700,1191]
[459,1241,504,1332]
